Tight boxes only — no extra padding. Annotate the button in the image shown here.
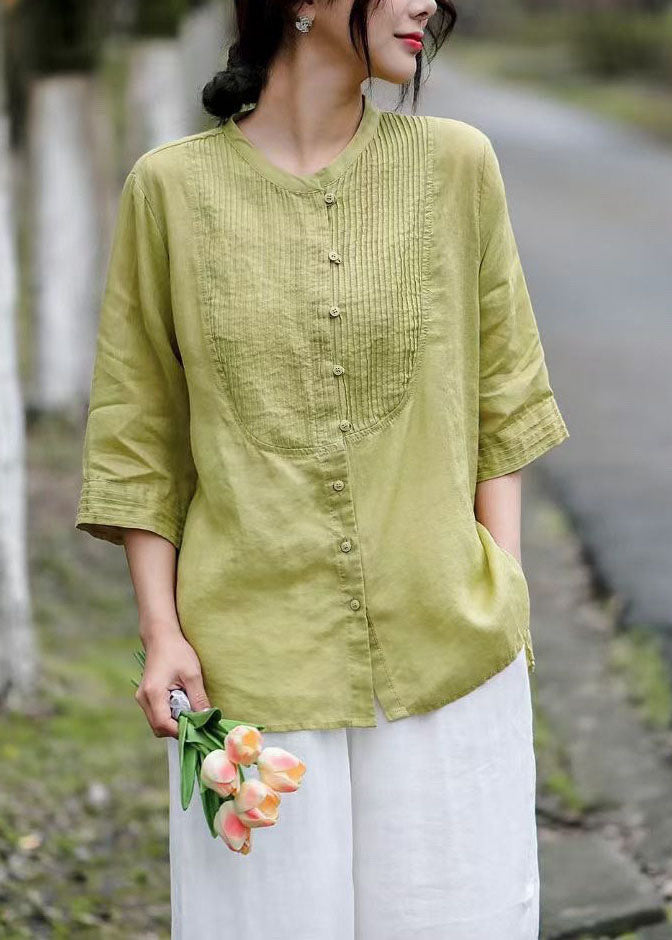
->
[332,365,344,376]
[324,192,336,204]
[349,598,361,611]
[329,306,341,318]
[340,539,352,553]
[332,480,345,491]
[328,250,342,263]
[338,419,352,432]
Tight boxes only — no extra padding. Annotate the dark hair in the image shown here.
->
[202,0,458,124]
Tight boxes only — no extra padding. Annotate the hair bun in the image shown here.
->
[202,45,265,122]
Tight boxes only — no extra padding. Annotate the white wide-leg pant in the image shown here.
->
[166,646,539,939]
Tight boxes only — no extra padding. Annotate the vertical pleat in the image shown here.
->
[187,111,431,450]
[334,113,428,432]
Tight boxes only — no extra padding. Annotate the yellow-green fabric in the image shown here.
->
[76,93,570,731]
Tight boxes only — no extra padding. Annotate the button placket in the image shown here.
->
[323,187,351,436]
[319,195,364,621]
[320,447,367,619]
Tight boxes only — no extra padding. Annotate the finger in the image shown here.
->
[145,683,179,738]
[182,670,211,712]
[134,685,155,729]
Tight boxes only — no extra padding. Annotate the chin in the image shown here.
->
[372,61,419,85]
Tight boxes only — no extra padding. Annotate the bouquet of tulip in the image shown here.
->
[132,649,307,854]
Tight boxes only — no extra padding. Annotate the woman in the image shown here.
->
[76,1,570,937]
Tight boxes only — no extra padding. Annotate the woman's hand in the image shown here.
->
[135,629,212,739]
[121,528,211,739]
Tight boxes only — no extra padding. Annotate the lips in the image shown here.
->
[396,32,424,52]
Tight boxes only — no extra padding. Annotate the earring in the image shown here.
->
[295,14,314,33]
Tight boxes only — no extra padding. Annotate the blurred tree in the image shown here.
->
[3,0,30,147]
[0,1,37,708]
[28,0,106,73]
[25,0,111,411]
[180,0,229,132]
[124,0,191,161]
[456,0,525,37]
[521,0,671,9]
[136,0,187,36]
[569,4,670,78]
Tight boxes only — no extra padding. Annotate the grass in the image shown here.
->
[610,627,672,731]
[0,415,172,939]
[2,36,224,936]
[530,679,592,819]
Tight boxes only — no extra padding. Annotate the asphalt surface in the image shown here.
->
[373,61,672,642]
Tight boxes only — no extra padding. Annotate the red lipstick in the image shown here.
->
[395,31,424,53]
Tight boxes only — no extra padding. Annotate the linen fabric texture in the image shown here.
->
[166,646,540,939]
[75,93,570,731]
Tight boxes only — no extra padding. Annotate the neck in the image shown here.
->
[235,50,367,179]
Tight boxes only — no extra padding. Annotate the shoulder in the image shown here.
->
[428,116,493,189]
[381,110,492,189]
[382,110,489,158]
[127,125,223,209]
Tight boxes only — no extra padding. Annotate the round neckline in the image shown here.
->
[221,93,381,193]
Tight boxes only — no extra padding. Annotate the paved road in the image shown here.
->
[373,62,672,642]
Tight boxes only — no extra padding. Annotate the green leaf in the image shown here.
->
[178,714,188,759]
[196,726,226,751]
[178,717,191,809]
[151,703,265,837]
[217,717,266,733]
[180,744,198,811]
[183,725,220,758]
[200,786,223,839]
[185,707,222,729]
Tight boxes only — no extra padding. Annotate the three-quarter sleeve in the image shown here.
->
[475,135,569,483]
[75,165,197,548]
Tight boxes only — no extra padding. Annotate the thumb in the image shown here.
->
[183,672,211,712]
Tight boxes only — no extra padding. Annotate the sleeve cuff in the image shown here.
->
[476,395,570,483]
[75,479,189,549]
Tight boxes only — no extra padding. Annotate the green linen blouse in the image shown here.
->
[75,92,570,731]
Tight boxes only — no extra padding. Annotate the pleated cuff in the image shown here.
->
[476,396,570,483]
[75,479,188,549]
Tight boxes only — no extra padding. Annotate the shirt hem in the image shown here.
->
[246,715,380,732]
[381,637,530,723]
[248,639,532,731]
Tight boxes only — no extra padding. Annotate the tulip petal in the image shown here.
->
[214,801,253,852]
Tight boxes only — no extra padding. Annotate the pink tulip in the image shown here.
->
[257,747,307,792]
[225,725,264,766]
[213,800,252,854]
[233,778,280,828]
[200,749,240,798]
